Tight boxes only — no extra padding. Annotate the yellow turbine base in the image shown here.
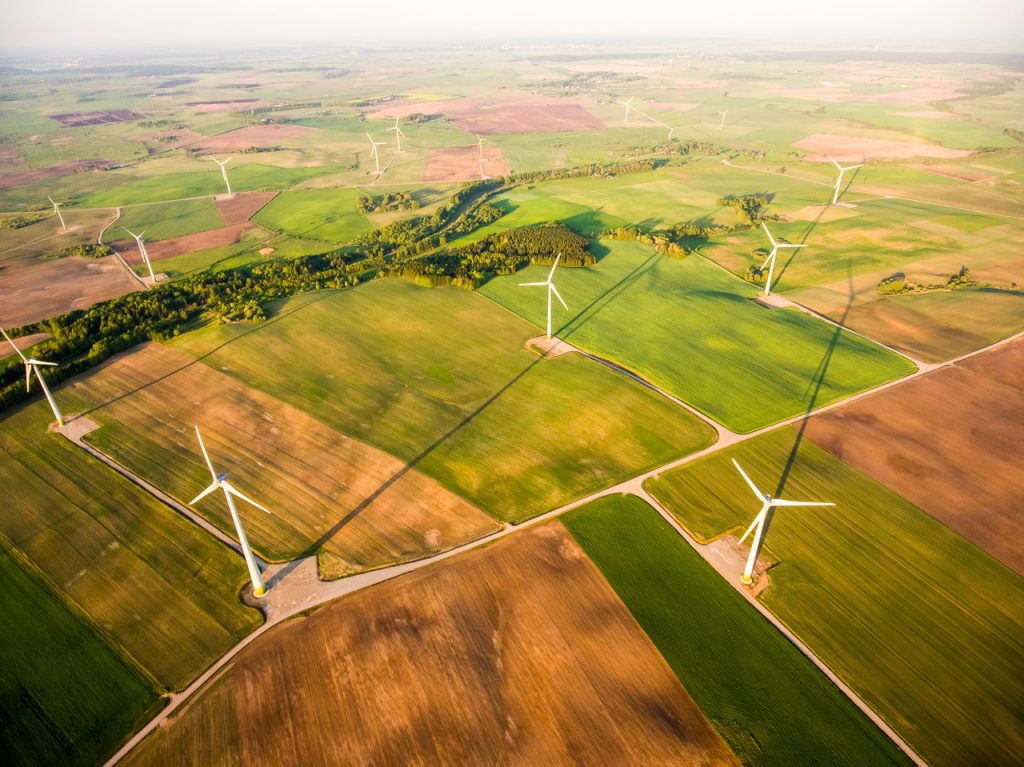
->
[253,584,268,598]
[740,574,753,586]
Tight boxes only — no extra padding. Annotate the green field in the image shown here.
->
[0,545,160,767]
[479,240,915,432]
[0,401,263,691]
[562,495,910,767]
[169,280,715,522]
[112,198,226,242]
[645,428,1024,767]
[253,188,374,242]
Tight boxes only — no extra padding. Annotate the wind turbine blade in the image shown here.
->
[738,511,764,544]
[25,365,31,392]
[194,426,218,481]
[772,500,835,508]
[0,326,28,362]
[779,243,806,249]
[222,482,271,514]
[122,226,138,239]
[550,283,568,311]
[519,281,548,287]
[546,252,561,282]
[732,459,764,502]
[846,164,864,170]
[829,155,842,170]
[761,222,776,247]
[189,482,220,506]
[27,359,56,367]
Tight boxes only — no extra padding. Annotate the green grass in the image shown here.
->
[479,240,915,432]
[169,280,715,522]
[112,198,225,242]
[253,188,373,242]
[0,545,160,767]
[0,401,263,691]
[645,428,1024,767]
[562,495,910,767]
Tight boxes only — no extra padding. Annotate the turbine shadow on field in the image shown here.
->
[773,260,855,500]
[774,203,828,288]
[555,252,660,341]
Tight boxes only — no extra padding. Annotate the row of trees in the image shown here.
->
[382,223,592,290]
[355,191,420,213]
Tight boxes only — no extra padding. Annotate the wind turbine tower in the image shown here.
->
[732,460,833,585]
[122,226,156,284]
[828,155,864,206]
[618,97,634,125]
[189,426,272,597]
[48,196,67,233]
[1,326,63,426]
[476,134,487,159]
[365,133,386,175]
[388,117,407,153]
[759,222,805,296]
[208,156,232,194]
[718,109,728,130]
[518,253,568,339]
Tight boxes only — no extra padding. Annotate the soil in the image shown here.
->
[794,134,971,162]
[215,191,277,225]
[806,360,1024,574]
[424,145,511,182]
[959,335,1024,393]
[114,224,254,262]
[128,524,737,766]
[0,332,51,359]
[369,96,603,134]
[48,110,143,127]
[193,125,317,152]
[0,158,110,190]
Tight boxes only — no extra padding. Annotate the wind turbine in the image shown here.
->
[759,222,805,296]
[618,97,634,125]
[122,226,156,284]
[365,132,386,175]
[828,155,863,206]
[718,109,728,129]
[189,426,271,597]
[667,126,675,140]
[0,326,63,426]
[208,156,232,194]
[476,134,487,159]
[388,117,406,153]
[518,253,567,339]
[48,196,67,233]
[732,459,833,585]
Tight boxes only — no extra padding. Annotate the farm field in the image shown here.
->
[645,428,1024,767]
[124,524,738,766]
[480,240,915,432]
[168,280,716,521]
[110,198,226,243]
[253,188,373,242]
[562,494,910,767]
[0,545,160,767]
[60,342,500,572]
[0,401,263,691]
[806,353,1024,573]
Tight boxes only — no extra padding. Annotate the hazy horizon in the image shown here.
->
[2,0,1023,57]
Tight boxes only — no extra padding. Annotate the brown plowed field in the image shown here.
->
[959,335,1024,392]
[0,158,110,189]
[124,524,737,767]
[49,109,143,126]
[806,356,1024,574]
[369,97,603,134]
[215,191,277,225]
[185,99,263,112]
[794,133,971,162]
[118,223,253,262]
[62,343,500,570]
[425,145,510,182]
[194,125,316,152]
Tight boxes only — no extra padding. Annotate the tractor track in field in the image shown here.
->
[93,320,1024,767]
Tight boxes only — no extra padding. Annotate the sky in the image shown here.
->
[2,0,1022,54]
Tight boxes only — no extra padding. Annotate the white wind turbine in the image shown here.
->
[668,126,675,140]
[519,253,567,339]
[732,459,833,585]
[1,326,63,426]
[189,426,271,597]
[718,109,728,129]
[828,155,863,206]
[48,196,67,233]
[388,117,406,153]
[208,156,232,194]
[476,134,487,159]
[122,226,156,284]
[618,97,634,125]
[759,222,805,296]
[365,132,386,175]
